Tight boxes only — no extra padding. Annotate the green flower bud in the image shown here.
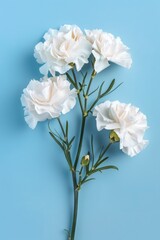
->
[81,155,90,166]
[109,130,120,143]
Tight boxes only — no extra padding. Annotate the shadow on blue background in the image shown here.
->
[0,0,159,240]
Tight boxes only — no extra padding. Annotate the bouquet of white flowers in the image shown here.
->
[21,24,148,240]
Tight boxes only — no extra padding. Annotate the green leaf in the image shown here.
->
[107,82,123,95]
[98,81,105,97]
[92,165,118,174]
[69,136,75,147]
[66,121,69,138]
[106,79,115,92]
[94,157,109,168]
[57,118,65,137]
[66,73,77,88]
[100,79,115,97]
[83,178,95,184]
[88,86,99,96]
[54,130,67,144]
[101,81,123,98]
[49,132,64,150]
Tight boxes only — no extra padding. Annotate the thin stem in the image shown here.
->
[70,69,84,113]
[71,68,77,83]
[70,172,79,240]
[84,70,96,110]
[74,116,86,169]
[77,93,84,113]
[69,68,96,239]
[99,142,112,159]
[74,70,96,170]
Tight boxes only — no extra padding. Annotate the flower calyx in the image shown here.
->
[109,130,120,143]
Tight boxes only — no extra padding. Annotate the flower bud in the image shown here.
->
[81,155,90,166]
[109,130,120,143]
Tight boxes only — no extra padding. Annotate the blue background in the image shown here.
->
[0,0,159,239]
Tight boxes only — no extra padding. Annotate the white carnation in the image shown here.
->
[93,101,148,157]
[85,29,132,73]
[21,75,77,129]
[34,25,92,75]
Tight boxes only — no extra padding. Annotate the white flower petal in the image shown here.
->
[39,63,49,75]
[25,114,38,129]
[93,100,148,157]
[122,140,149,157]
[92,50,110,73]
[21,75,77,129]
[86,29,132,72]
[34,25,92,75]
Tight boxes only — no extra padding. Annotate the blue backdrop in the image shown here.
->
[0,0,159,239]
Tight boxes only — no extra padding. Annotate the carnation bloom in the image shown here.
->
[85,29,132,73]
[93,101,148,157]
[21,75,76,129]
[34,24,92,75]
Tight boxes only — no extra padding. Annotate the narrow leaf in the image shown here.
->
[54,130,67,144]
[83,178,95,184]
[69,136,75,147]
[106,79,115,93]
[98,81,105,97]
[57,118,65,137]
[101,81,123,98]
[107,82,123,95]
[88,86,99,96]
[49,132,64,150]
[94,157,109,168]
[92,165,118,174]
[66,121,69,138]
[66,73,77,88]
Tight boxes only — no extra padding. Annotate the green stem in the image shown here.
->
[71,69,83,113]
[74,70,96,170]
[70,68,96,239]
[84,70,96,110]
[77,93,84,113]
[99,142,112,159]
[74,116,86,169]
[70,172,79,240]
